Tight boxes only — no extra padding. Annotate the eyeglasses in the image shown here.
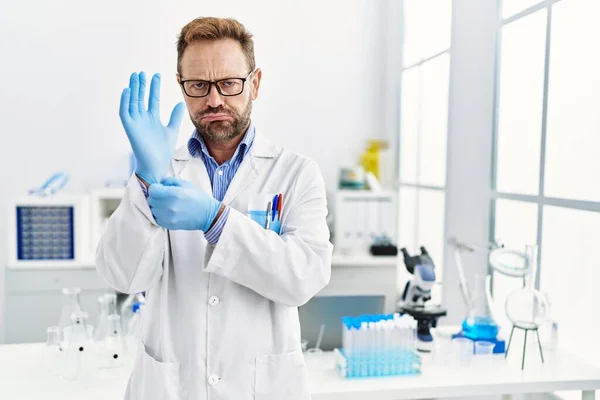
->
[180,70,254,98]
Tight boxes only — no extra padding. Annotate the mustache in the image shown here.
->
[195,107,233,119]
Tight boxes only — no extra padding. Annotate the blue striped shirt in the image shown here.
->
[138,123,255,244]
[190,123,255,244]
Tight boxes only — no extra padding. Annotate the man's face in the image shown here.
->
[177,39,261,143]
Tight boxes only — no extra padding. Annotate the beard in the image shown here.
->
[191,99,252,144]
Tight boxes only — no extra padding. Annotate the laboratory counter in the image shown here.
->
[0,343,599,400]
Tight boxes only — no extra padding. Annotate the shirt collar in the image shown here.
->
[188,122,255,163]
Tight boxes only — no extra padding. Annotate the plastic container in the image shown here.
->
[475,341,496,355]
[451,337,473,366]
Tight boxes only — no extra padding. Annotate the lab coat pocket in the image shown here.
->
[255,350,310,400]
[124,342,180,400]
[248,210,282,234]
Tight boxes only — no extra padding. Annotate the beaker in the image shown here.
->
[474,341,495,355]
[58,287,82,342]
[451,337,473,366]
[43,326,64,375]
[98,315,126,369]
[62,311,94,381]
[462,274,499,341]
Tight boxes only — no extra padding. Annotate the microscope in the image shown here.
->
[397,246,447,352]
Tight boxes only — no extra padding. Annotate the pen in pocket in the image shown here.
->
[265,201,272,229]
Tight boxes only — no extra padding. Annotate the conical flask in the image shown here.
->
[98,314,126,369]
[58,287,82,343]
[462,273,499,340]
[62,311,94,381]
[94,293,117,343]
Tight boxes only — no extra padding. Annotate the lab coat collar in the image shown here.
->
[172,129,281,204]
[172,129,278,161]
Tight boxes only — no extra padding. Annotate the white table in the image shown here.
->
[1,343,599,400]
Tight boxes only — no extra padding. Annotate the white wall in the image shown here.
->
[0,0,391,342]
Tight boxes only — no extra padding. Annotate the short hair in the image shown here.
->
[176,17,256,74]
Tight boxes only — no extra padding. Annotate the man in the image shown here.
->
[96,16,333,400]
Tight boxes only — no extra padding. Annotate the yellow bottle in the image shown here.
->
[360,140,386,181]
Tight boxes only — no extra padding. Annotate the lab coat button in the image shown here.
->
[208,296,220,306]
[208,375,220,386]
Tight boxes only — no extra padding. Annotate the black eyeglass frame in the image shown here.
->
[179,69,255,98]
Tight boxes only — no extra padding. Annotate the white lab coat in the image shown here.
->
[96,131,333,400]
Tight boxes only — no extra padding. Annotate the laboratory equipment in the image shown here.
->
[97,315,126,369]
[335,313,421,379]
[475,341,495,355]
[369,234,398,256]
[43,326,64,375]
[62,311,94,380]
[58,287,83,342]
[120,292,145,337]
[306,324,325,355]
[359,139,390,183]
[339,166,366,189]
[451,337,473,366]
[124,302,144,355]
[447,238,537,354]
[503,245,549,369]
[397,247,447,352]
[8,193,92,265]
[365,171,383,191]
[27,171,70,197]
[94,293,118,344]
[334,190,397,255]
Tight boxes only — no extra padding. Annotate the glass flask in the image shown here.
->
[94,293,117,343]
[505,287,549,329]
[462,274,499,341]
[98,314,126,369]
[43,326,64,375]
[62,311,94,381]
[58,287,82,342]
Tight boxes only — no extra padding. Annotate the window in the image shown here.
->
[492,0,600,368]
[398,0,453,301]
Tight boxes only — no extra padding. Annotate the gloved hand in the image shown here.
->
[119,71,187,185]
[147,177,223,232]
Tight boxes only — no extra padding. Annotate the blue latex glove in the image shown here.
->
[147,177,223,232]
[119,71,187,185]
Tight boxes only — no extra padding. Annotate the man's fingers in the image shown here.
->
[148,73,161,115]
[138,71,147,114]
[148,183,180,200]
[161,177,184,187]
[119,88,131,124]
[167,102,186,131]
[129,72,139,118]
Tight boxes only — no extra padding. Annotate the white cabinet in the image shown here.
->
[4,264,112,344]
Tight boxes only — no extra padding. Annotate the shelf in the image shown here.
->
[336,189,396,199]
[5,261,96,270]
[331,253,398,268]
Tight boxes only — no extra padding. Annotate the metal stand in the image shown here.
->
[505,324,544,370]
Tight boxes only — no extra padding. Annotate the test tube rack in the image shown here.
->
[335,313,422,379]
